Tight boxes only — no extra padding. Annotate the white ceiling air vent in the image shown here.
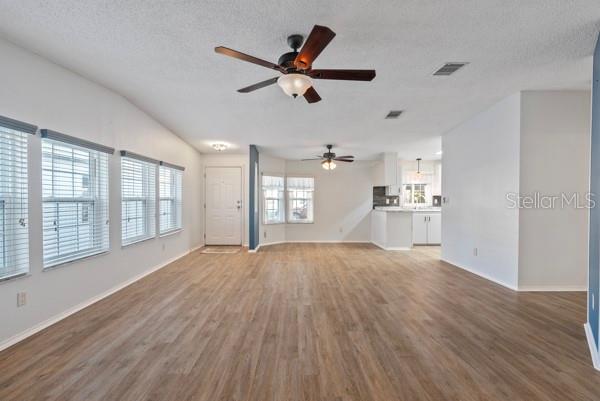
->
[385,110,403,119]
[433,62,469,76]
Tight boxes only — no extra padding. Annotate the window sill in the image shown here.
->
[43,250,109,271]
[0,272,30,285]
[159,228,182,238]
[121,235,156,248]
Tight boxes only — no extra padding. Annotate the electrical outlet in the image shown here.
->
[17,292,26,307]
[473,247,478,256]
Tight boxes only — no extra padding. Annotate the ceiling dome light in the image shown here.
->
[277,73,313,98]
[322,159,336,170]
[212,143,228,152]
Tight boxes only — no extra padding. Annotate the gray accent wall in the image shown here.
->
[589,33,600,347]
[249,145,259,250]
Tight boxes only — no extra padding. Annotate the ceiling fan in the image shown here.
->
[215,25,376,103]
[302,145,354,170]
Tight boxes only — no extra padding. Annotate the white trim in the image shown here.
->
[0,245,202,352]
[285,240,369,243]
[250,240,370,252]
[441,258,519,291]
[517,285,587,292]
[585,322,600,371]
[159,228,183,238]
[370,240,411,251]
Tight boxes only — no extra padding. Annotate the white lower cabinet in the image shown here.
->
[412,212,441,245]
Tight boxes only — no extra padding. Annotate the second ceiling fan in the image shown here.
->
[215,25,376,103]
[302,145,354,170]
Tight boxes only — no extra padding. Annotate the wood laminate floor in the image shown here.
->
[0,244,598,401]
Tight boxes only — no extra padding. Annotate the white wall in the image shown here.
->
[202,154,249,246]
[442,93,521,289]
[518,91,590,290]
[0,39,204,346]
[284,160,374,242]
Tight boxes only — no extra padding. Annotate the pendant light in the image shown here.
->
[416,158,422,175]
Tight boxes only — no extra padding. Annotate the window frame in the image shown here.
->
[41,134,112,269]
[0,118,32,282]
[403,183,430,207]
[285,175,315,224]
[120,154,158,247]
[159,164,183,236]
[261,173,285,225]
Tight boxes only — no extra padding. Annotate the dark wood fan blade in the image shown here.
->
[301,158,324,161]
[334,158,354,162]
[310,69,376,81]
[294,25,336,69]
[215,47,283,71]
[237,77,279,93]
[335,155,354,159]
[304,86,322,103]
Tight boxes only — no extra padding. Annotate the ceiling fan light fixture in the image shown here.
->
[277,73,312,97]
[322,159,336,170]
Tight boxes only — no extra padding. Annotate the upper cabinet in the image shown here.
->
[383,152,400,194]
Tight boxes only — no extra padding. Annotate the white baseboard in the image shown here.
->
[249,240,286,253]
[370,241,411,251]
[517,285,587,292]
[441,258,519,291]
[584,322,600,371]
[251,240,370,252]
[0,246,201,353]
[286,240,370,243]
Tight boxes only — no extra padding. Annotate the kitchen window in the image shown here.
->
[41,130,112,268]
[262,174,284,224]
[403,183,428,206]
[287,176,314,223]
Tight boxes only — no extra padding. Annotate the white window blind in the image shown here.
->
[0,124,30,280]
[121,156,156,245]
[42,137,110,267]
[262,175,284,224]
[159,165,182,234]
[287,176,314,223]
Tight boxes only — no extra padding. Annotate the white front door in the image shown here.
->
[205,167,242,245]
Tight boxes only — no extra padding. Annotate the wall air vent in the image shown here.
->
[433,62,469,76]
[385,110,403,119]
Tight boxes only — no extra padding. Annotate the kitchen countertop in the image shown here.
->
[373,206,442,212]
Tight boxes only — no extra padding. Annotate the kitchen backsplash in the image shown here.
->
[373,186,399,208]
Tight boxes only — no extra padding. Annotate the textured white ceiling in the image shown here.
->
[0,0,598,160]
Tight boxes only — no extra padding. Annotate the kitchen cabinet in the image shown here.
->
[412,212,441,244]
[383,152,400,195]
